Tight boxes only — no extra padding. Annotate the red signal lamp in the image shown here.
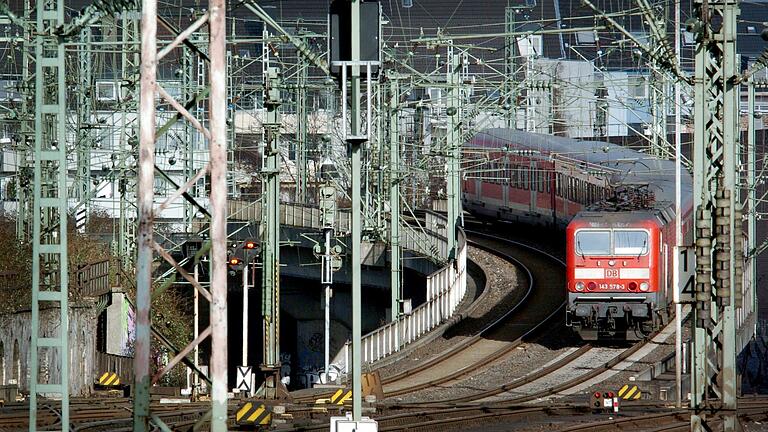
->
[229,257,242,266]
[244,240,257,249]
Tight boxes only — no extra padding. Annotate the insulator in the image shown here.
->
[694,205,714,328]
[696,237,711,248]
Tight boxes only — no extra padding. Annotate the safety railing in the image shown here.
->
[357,234,466,364]
[228,200,351,233]
[353,208,467,365]
[76,259,111,298]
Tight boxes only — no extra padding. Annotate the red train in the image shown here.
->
[565,187,692,340]
[463,129,693,341]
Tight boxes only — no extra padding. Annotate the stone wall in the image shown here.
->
[0,305,98,397]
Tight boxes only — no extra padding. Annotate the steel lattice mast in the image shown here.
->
[690,0,742,429]
[29,0,69,427]
[133,0,229,428]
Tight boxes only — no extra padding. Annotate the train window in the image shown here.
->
[575,230,611,255]
[539,171,545,192]
[577,180,582,203]
[614,230,649,256]
[545,172,551,193]
[556,173,562,196]
[522,168,529,190]
[530,167,536,191]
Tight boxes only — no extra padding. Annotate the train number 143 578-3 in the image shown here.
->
[598,283,625,290]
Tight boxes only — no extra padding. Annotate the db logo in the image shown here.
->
[606,269,619,278]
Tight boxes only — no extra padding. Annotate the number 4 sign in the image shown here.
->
[674,245,695,303]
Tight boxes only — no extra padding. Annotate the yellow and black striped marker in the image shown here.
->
[330,389,352,405]
[618,384,642,400]
[97,372,120,386]
[235,402,271,426]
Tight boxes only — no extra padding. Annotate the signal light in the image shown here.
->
[587,282,597,291]
[244,240,256,249]
[229,257,241,266]
[594,392,601,398]
[628,282,638,291]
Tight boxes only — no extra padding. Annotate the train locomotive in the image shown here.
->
[462,129,693,341]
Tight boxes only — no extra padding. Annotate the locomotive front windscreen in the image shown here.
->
[575,229,649,256]
[614,230,648,255]
[575,230,610,255]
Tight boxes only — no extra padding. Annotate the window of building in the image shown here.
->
[629,76,647,98]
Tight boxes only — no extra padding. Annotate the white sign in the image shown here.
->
[674,246,695,303]
[236,366,252,392]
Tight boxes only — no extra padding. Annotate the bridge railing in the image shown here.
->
[357,230,466,364]
[228,200,351,233]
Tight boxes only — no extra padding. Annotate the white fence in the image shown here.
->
[358,235,467,364]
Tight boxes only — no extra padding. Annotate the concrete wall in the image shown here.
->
[0,306,98,396]
[105,292,134,356]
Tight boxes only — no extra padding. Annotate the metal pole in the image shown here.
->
[324,229,332,377]
[30,0,68,426]
[208,0,228,426]
[75,27,92,231]
[747,78,757,374]
[133,0,157,427]
[690,0,740,429]
[320,182,336,379]
[296,54,308,203]
[243,262,249,367]
[504,6,516,129]
[15,0,31,242]
[674,0,683,409]
[259,65,283,397]
[446,48,461,259]
[389,76,401,322]
[194,263,200,395]
[350,0,363,420]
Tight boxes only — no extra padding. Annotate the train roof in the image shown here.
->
[467,128,693,211]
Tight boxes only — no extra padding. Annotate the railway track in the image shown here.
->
[293,230,567,404]
[0,399,216,431]
[393,303,688,407]
[285,397,768,432]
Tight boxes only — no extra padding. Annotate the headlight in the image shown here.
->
[575,282,585,291]
[639,282,649,292]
